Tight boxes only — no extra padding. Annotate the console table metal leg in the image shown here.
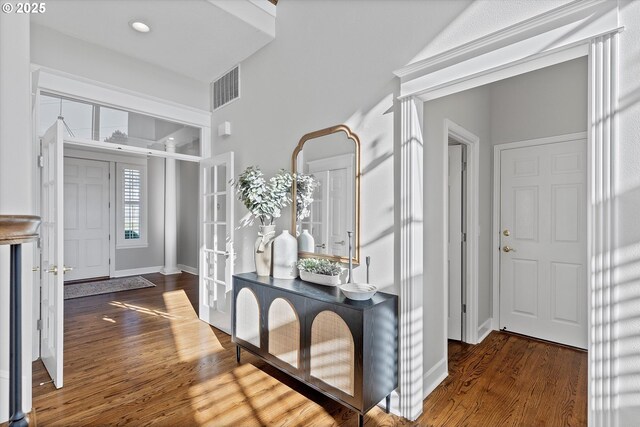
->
[9,244,28,427]
[358,413,363,427]
[236,345,241,363]
[385,394,391,414]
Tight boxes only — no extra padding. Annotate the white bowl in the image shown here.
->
[339,283,377,300]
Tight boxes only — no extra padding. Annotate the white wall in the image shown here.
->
[211,0,474,292]
[615,1,640,423]
[31,24,210,111]
[0,11,34,423]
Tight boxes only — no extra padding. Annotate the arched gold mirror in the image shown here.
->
[292,124,360,265]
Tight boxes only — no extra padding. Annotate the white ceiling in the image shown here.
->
[31,0,275,82]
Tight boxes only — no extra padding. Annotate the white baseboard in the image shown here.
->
[112,265,163,278]
[477,318,493,343]
[177,264,198,275]
[423,357,448,399]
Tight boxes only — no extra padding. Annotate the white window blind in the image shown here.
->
[123,168,141,240]
[117,163,147,248]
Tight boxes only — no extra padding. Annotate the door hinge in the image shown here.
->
[462,161,467,172]
[38,155,44,168]
[462,304,467,314]
[109,258,111,265]
[462,232,467,242]
[37,319,43,331]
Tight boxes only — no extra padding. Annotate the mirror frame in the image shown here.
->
[291,124,361,265]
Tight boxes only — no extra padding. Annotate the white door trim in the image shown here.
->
[395,0,620,422]
[445,120,480,344]
[492,132,589,335]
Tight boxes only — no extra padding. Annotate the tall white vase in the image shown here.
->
[273,230,298,279]
[254,225,276,276]
[298,229,315,253]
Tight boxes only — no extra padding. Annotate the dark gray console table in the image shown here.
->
[232,272,398,427]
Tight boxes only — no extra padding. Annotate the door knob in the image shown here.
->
[503,229,511,236]
[47,266,73,275]
[503,246,515,253]
[32,266,40,272]
[335,240,345,245]
[316,243,326,249]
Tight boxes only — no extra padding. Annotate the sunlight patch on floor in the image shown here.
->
[109,300,181,319]
[163,289,225,362]
[187,364,335,426]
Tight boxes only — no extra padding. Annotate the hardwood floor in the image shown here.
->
[31,273,586,426]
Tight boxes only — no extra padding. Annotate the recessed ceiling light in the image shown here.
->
[130,21,150,33]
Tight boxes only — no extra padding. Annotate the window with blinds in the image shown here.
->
[117,163,147,248]
[123,168,141,240]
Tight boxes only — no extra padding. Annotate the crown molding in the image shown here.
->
[393,0,609,79]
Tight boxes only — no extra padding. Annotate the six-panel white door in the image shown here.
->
[499,138,587,349]
[40,119,65,388]
[63,157,110,281]
[199,152,234,333]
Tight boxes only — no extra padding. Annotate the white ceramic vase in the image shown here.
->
[273,230,298,279]
[297,229,315,253]
[254,225,276,276]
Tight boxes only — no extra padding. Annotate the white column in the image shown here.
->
[397,96,424,420]
[0,10,33,422]
[588,32,618,427]
[161,140,181,275]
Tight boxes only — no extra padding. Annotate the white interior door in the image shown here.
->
[199,152,234,333]
[40,119,64,388]
[499,138,587,349]
[63,157,110,281]
[447,145,463,341]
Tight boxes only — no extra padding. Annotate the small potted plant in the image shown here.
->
[296,258,343,286]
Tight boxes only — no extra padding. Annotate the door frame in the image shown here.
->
[393,0,620,421]
[445,120,479,344]
[491,131,588,332]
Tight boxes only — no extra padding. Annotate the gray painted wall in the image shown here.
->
[177,161,199,269]
[211,0,475,292]
[114,157,166,270]
[423,57,588,362]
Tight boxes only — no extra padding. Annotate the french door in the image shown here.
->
[40,119,65,388]
[199,152,234,333]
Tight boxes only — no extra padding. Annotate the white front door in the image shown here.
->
[199,152,234,333]
[447,145,463,341]
[499,138,587,349]
[40,119,65,388]
[63,157,110,281]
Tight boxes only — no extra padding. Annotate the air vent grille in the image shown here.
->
[213,66,240,110]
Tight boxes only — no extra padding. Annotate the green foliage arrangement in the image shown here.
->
[233,166,294,226]
[296,258,342,276]
[295,173,320,221]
